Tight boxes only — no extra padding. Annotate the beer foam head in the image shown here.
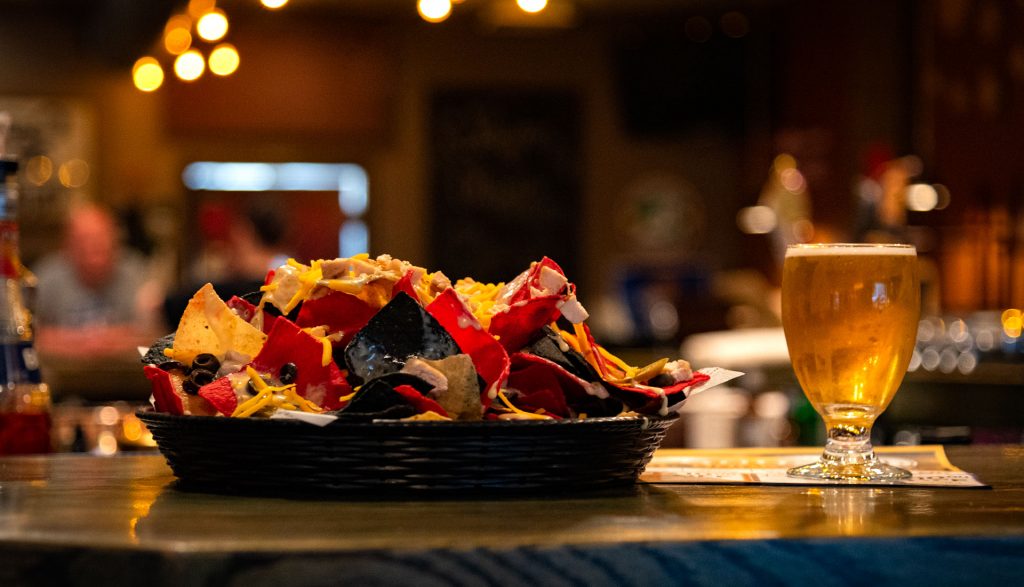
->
[786,243,916,257]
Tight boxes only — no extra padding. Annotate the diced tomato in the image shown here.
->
[487,258,572,352]
[507,257,567,305]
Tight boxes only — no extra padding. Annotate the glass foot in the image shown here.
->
[787,459,912,483]
[789,421,912,482]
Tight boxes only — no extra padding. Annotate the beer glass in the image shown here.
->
[782,244,919,482]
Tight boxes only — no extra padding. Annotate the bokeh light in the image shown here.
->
[132,56,164,92]
[98,406,120,427]
[517,0,548,14]
[25,156,53,186]
[96,431,118,455]
[779,167,806,193]
[736,205,777,234]
[773,153,797,172]
[209,43,240,76]
[175,49,205,81]
[58,159,90,188]
[197,9,229,42]
[261,0,289,8]
[418,0,452,23]
[720,11,750,38]
[933,183,952,209]
[1002,309,1022,338]
[164,25,192,55]
[188,0,216,20]
[906,183,939,212]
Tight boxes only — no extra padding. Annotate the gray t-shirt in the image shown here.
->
[32,252,147,328]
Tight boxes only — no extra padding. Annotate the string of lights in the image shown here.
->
[132,0,289,92]
[132,1,558,91]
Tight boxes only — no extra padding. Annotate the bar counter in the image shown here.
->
[2,446,1022,585]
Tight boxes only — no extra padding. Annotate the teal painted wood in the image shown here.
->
[1,537,1021,586]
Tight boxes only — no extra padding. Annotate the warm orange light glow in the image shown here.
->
[720,11,750,38]
[58,159,90,188]
[1003,309,1022,338]
[132,56,164,92]
[188,0,216,20]
[197,9,229,42]
[773,153,797,172]
[25,156,53,186]
[517,0,547,13]
[209,43,239,76]
[164,26,192,55]
[418,0,451,23]
[261,0,289,8]
[174,49,205,81]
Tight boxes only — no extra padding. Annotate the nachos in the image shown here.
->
[143,255,712,422]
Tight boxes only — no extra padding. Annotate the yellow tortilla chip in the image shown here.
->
[165,283,267,365]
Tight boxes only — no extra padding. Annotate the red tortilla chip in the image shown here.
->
[390,270,421,303]
[507,257,567,304]
[391,384,449,418]
[507,354,595,418]
[145,365,183,415]
[296,290,378,347]
[226,295,256,322]
[198,376,238,416]
[488,296,562,352]
[607,371,712,414]
[226,295,283,335]
[425,288,509,405]
[249,317,353,411]
[487,258,572,351]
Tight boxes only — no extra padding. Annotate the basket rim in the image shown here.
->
[136,408,678,429]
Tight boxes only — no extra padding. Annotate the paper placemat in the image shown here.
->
[642,445,987,488]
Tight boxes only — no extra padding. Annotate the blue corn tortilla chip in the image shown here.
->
[343,293,461,384]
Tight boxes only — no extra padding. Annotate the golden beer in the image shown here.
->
[782,244,919,481]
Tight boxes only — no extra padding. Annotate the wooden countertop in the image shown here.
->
[1,446,1022,585]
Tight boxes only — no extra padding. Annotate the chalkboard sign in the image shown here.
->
[429,90,582,285]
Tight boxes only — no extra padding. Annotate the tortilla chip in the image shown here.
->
[166,283,267,365]
[419,354,483,421]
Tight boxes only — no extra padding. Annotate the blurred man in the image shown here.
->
[33,202,161,358]
[163,197,291,327]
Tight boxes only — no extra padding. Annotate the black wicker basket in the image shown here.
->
[137,410,677,495]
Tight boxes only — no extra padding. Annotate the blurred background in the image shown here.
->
[1,0,1021,453]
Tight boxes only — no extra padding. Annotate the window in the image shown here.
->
[182,162,369,257]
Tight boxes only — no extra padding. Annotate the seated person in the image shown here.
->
[33,203,161,358]
[163,198,290,327]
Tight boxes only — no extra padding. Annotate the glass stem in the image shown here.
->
[820,422,877,466]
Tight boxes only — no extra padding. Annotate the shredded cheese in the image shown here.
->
[231,366,322,418]
[572,323,603,375]
[453,279,507,328]
[551,323,582,353]
[283,260,323,314]
[496,391,552,420]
